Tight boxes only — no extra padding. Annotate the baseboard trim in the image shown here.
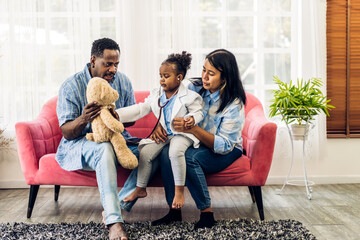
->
[266,175,360,185]
[0,180,28,189]
[0,181,93,189]
[1,176,360,189]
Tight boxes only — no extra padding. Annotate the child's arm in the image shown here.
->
[116,102,151,123]
[184,94,204,126]
[184,116,195,129]
[115,90,157,123]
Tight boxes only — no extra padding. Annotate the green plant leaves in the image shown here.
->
[269,76,335,125]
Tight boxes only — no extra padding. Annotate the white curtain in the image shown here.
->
[1,0,322,160]
[0,0,194,128]
[272,0,327,173]
[302,0,328,162]
[0,1,41,126]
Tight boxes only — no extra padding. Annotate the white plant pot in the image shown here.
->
[290,124,309,140]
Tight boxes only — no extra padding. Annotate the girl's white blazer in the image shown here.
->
[116,82,203,148]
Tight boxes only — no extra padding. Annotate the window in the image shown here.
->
[0,0,295,126]
[157,0,293,112]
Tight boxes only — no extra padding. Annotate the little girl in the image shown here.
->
[116,51,203,209]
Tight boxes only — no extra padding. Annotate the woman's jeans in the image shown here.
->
[118,144,242,212]
[160,145,242,210]
[81,140,139,225]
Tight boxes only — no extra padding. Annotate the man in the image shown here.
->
[56,38,137,240]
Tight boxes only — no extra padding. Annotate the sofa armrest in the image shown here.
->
[15,121,41,184]
[15,117,62,184]
[243,107,277,185]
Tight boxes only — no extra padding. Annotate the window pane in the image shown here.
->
[100,18,116,40]
[49,0,68,12]
[159,0,172,12]
[228,17,254,48]
[263,17,291,48]
[37,54,47,86]
[52,54,71,86]
[50,18,70,48]
[236,54,255,85]
[264,53,291,84]
[199,17,221,48]
[198,0,222,11]
[158,17,172,49]
[37,17,45,29]
[264,0,291,12]
[246,89,255,95]
[36,0,45,12]
[264,89,275,116]
[99,0,116,12]
[227,0,254,11]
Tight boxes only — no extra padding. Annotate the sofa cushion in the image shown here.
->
[205,155,251,186]
[37,154,134,186]
[36,153,250,187]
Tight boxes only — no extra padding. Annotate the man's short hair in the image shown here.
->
[91,38,120,58]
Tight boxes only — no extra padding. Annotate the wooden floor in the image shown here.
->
[0,184,359,240]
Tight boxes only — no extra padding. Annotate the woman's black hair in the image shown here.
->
[163,51,192,78]
[91,38,120,57]
[192,49,246,113]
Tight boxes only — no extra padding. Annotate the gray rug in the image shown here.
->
[0,219,316,239]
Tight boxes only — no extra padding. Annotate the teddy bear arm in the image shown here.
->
[100,109,125,133]
[110,132,138,169]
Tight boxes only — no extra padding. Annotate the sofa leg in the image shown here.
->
[55,185,60,201]
[27,185,40,218]
[248,186,256,203]
[253,186,264,220]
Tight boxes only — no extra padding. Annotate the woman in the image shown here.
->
[151,49,247,229]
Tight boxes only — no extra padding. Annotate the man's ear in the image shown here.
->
[90,56,96,66]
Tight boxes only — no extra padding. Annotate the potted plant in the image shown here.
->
[269,76,335,140]
[0,127,14,153]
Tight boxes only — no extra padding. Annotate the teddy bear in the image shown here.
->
[86,77,138,169]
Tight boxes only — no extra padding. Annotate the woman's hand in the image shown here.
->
[173,117,215,149]
[172,117,192,133]
[150,123,167,143]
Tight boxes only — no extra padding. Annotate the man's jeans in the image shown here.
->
[81,140,139,225]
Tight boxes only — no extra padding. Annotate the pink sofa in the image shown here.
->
[15,91,277,220]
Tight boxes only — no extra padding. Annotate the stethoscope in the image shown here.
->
[146,86,179,138]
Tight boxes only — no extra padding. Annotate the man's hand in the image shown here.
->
[184,116,195,129]
[150,123,167,143]
[61,102,101,140]
[81,102,102,124]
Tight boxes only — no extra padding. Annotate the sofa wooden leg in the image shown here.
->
[253,186,264,220]
[27,185,39,218]
[248,186,256,203]
[55,185,60,201]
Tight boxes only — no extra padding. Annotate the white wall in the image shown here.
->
[1,129,359,189]
[268,138,360,185]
